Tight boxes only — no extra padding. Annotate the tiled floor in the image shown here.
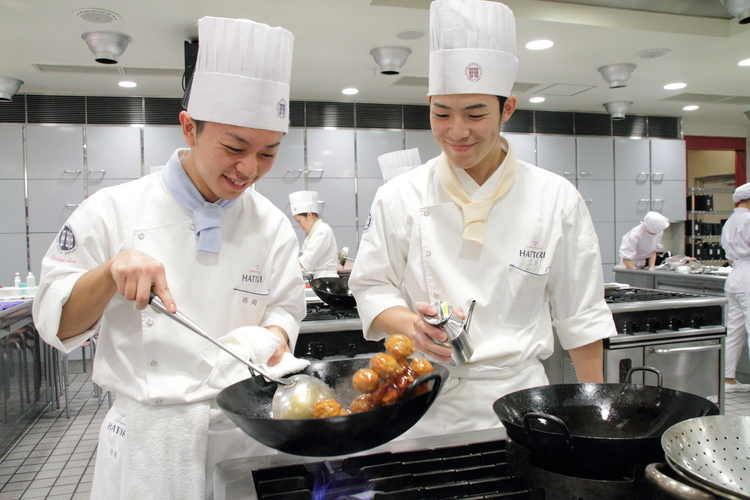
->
[0,362,749,500]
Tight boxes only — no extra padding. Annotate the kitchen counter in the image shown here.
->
[613,266,728,296]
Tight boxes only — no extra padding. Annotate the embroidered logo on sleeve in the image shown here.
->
[363,212,373,233]
[57,224,77,254]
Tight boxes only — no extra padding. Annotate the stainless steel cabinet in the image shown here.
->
[264,128,304,180]
[0,125,23,180]
[143,126,186,172]
[86,126,142,196]
[405,130,442,163]
[502,133,536,165]
[356,130,403,179]
[536,135,576,181]
[577,137,614,180]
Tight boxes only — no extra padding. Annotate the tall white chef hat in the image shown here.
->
[732,182,750,203]
[643,211,670,233]
[378,148,422,183]
[289,190,318,215]
[187,16,293,133]
[429,0,518,97]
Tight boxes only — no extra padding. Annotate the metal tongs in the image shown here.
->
[149,292,291,385]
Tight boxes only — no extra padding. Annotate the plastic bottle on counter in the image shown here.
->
[26,272,35,287]
[14,272,20,287]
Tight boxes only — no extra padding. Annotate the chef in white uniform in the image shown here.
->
[619,211,670,270]
[32,16,305,500]
[349,0,616,439]
[289,190,339,279]
[721,182,750,392]
[378,148,422,183]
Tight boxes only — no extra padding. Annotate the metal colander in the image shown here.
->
[662,415,750,499]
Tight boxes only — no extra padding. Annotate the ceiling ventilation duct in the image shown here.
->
[82,31,132,64]
[721,0,750,23]
[597,63,636,88]
[0,77,23,102]
[370,46,412,75]
[604,101,632,120]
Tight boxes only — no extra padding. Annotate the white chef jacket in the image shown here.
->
[618,224,664,267]
[349,136,616,436]
[720,207,750,378]
[33,150,306,498]
[300,219,339,279]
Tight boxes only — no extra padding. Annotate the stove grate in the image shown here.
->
[252,440,543,500]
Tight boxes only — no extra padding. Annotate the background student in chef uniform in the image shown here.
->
[378,147,421,183]
[32,16,305,500]
[349,0,616,438]
[720,182,750,392]
[289,190,340,279]
[619,211,670,270]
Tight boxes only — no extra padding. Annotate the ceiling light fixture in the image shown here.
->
[683,105,699,111]
[720,0,750,24]
[634,48,670,59]
[598,63,636,89]
[82,31,132,64]
[739,58,750,66]
[745,110,750,121]
[0,77,23,102]
[664,83,687,90]
[603,101,632,120]
[525,40,553,50]
[118,81,137,88]
[529,97,545,103]
[370,46,412,75]
[342,88,358,95]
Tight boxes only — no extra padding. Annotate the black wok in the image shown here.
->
[217,357,447,457]
[310,277,356,308]
[492,368,719,479]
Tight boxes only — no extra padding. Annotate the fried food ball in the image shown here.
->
[312,399,344,419]
[409,357,434,378]
[384,334,415,361]
[370,352,402,380]
[350,394,374,413]
[352,368,380,394]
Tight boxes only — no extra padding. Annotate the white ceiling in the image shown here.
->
[2,0,750,134]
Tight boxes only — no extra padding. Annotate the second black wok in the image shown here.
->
[217,357,447,457]
[310,277,356,308]
[493,375,719,478]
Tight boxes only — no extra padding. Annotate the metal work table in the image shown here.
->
[613,266,728,296]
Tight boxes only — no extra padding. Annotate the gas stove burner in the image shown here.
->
[604,287,700,304]
[304,303,360,321]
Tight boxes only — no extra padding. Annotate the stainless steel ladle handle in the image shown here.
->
[149,292,289,385]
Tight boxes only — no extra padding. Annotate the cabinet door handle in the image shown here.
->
[65,204,80,208]
[579,171,592,177]
[638,199,651,203]
[286,169,304,173]
[307,169,324,173]
[563,171,575,177]
[63,169,81,174]
[636,172,649,179]
[653,198,665,202]
[651,172,665,181]
[87,170,106,176]
[649,344,720,355]
[584,199,593,204]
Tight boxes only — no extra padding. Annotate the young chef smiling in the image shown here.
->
[32,16,305,500]
[349,0,617,438]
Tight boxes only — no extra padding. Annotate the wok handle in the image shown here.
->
[645,463,717,500]
[148,292,288,385]
[393,370,444,419]
[523,412,572,443]
[626,366,663,387]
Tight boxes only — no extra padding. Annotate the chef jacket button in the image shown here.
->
[150,360,157,367]
[189,224,195,231]
[154,399,162,405]
[423,210,430,217]
[425,251,431,257]
[433,293,439,299]
[146,318,154,327]
[138,232,145,240]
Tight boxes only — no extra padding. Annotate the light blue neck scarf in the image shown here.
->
[161,150,238,254]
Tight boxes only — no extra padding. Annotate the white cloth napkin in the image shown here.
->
[201,326,310,390]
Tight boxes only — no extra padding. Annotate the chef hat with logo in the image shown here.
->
[732,182,750,203]
[378,148,422,183]
[187,16,293,133]
[643,211,670,233]
[429,0,518,97]
[289,191,318,215]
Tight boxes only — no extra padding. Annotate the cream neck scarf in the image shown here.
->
[438,139,517,244]
[302,218,322,249]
